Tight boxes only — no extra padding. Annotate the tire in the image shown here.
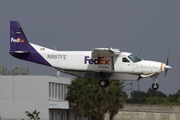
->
[152,83,159,90]
[99,80,109,87]
[105,80,109,87]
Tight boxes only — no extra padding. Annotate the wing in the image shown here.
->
[56,67,140,81]
[92,48,121,57]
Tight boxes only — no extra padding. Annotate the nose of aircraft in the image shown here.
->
[164,64,172,77]
[164,65,172,70]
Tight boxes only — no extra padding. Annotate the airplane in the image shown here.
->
[9,21,172,90]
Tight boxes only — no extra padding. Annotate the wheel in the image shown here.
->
[152,83,159,90]
[99,80,109,87]
[105,80,109,87]
[99,80,106,87]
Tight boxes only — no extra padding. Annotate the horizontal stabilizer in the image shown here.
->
[11,51,30,54]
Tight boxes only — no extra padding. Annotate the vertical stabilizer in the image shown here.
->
[9,21,52,67]
[10,21,29,52]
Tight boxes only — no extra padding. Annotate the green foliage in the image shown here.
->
[66,78,125,120]
[145,96,180,105]
[130,91,146,104]
[145,97,170,105]
[126,88,180,106]
[146,88,167,98]
[25,110,40,120]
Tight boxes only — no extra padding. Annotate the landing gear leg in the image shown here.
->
[99,79,109,87]
[151,77,159,90]
[99,72,109,87]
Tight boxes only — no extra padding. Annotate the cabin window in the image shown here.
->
[122,57,130,62]
[128,54,142,62]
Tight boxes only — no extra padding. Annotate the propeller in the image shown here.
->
[164,54,172,77]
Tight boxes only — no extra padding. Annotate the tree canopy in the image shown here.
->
[126,88,180,105]
[66,78,125,120]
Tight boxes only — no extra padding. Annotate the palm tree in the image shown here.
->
[66,78,89,120]
[66,78,125,120]
[106,81,124,120]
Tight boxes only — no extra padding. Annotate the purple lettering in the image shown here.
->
[94,58,99,64]
[89,59,93,64]
[84,56,89,64]
[84,56,109,65]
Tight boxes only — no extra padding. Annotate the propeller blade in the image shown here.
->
[164,69,167,78]
[164,54,172,78]
[166,53,169,65]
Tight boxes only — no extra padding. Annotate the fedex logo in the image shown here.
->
[11,38,24,43]
[84,56,110,65]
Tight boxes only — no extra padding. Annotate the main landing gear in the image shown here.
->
[151,77,159,90]
[99,79,109,87]
[99,72,110,87]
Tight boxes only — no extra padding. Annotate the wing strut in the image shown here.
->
[111,56,115,71]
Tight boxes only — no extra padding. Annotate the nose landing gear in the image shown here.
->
[151,77,159,90]
[152,83,159,90]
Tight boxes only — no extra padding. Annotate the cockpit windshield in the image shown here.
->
[128,54,142,62]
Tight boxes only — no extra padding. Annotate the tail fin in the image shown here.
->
[10,21,29,52]
[9,21,52,66]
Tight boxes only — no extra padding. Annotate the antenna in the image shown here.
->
[53,46,57,51]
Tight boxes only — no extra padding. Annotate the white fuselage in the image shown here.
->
[32,43,165,76]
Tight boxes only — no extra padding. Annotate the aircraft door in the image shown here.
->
[121,57,134,72]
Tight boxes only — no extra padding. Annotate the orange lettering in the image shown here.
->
[104,60,110,65]
[19,38,24,43]
[99,57,104,65]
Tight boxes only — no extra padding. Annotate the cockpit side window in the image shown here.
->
[122,57,130,62]
[128,54,142,62]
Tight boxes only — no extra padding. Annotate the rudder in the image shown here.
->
[9,21,52,67]
[10,21,29,52]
